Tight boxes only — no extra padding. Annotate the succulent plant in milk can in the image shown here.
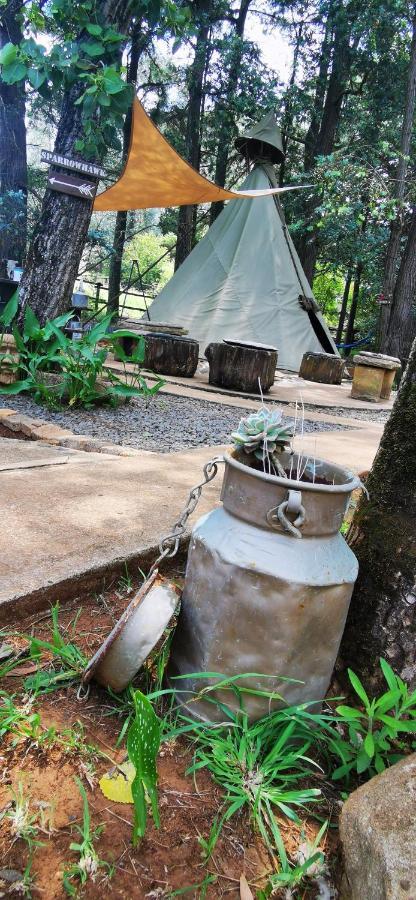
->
[231,406,293,477]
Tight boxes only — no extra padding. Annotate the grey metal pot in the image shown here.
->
[169,451,360,722]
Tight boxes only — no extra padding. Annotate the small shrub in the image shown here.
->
[0,294,163,409]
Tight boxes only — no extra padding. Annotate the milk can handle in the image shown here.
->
[267,489,306,539]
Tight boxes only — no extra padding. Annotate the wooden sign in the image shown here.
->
[47,172,98,200]
[41,149,105,179]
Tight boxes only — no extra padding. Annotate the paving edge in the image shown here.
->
[0,538,189,626]
[0,406,141,457]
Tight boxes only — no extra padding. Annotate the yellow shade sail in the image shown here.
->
[94,98,299,212]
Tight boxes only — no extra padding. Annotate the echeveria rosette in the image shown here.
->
[231,407,293,477]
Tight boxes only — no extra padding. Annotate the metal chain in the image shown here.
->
[147,456,224,580]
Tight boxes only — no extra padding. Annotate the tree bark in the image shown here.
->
[335,269,352,345]
[384,206,416,363]
[303,8,334,173]
[18,1,135,325]
[0,0,27,269]
[379,8,416,350]
[107,23,148,316]
[344,263,362,349]
[174,0,213,270]
[340,335,416,691]
[279,20,304,187]
[297,4,353,283]
[209,0,252,223]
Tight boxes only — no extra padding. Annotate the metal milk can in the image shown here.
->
[169,452,360,721]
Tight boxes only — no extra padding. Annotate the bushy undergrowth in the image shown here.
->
[0,292,163,408]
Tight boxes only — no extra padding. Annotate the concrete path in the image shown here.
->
[0,440,223,622]
[0,411,382,620]
[292,423,382,474]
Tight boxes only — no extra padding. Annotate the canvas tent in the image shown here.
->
[147,115,338,372]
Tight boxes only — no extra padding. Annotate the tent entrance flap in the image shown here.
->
[94,98,303,212]
[307,310,337,354]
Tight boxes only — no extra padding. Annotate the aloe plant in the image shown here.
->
[231,406,293,477]
[126,689,161,846]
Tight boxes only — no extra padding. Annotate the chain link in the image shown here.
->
[146,456,224,580]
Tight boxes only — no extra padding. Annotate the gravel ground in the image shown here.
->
[0,393,350,453]
[303,404,391,424]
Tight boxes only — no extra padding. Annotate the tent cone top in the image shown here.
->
[235,111,284,164]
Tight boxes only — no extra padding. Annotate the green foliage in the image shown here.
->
[127,689,161,846]
[167,677,328,859]
[123,230,176,292]
[329,660,416,780]
[24,602,87,693]
[0,692,44,744]
[63,777,113,896]
[0,302,164,409]
[3,782,44,897]
[313,267,345,325]
[0,1,192,158]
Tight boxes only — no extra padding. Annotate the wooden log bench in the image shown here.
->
[299,351,345,385]
[351,352,401,402]
[120,331,199,378]
[205,340,277,394]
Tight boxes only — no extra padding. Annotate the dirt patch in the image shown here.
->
[0,422,31,440]
[0,573,342,899]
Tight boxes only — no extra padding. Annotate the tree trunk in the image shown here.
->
[107,23,147,316]
[209,0,252,224]
[335,269,352,345]
[0,0,27,270]
[303,9,334,173]
[379,8,416,350]
[18,1,134,325]
[344,263,362,349]
[279,20,304,187]
[340,335,416,691]
[297,5,353,283]
[384,206,416,363]
[174,0,213,270]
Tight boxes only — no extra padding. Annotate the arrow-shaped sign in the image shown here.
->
[47,171,98,200]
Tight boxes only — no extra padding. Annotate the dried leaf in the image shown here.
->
[240,873,254,899]
[99,761,135,804]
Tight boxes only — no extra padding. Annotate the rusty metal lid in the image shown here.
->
[81,573,180,692]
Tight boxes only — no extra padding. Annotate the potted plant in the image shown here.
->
[169,405,361,722]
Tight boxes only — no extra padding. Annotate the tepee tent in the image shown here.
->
[147,113,338,372]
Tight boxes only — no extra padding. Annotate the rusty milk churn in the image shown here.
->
[169,451,361,721]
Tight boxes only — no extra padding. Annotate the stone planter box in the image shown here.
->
[300,351,345,385]
[351,352,401,402]
[0,334,19,385]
